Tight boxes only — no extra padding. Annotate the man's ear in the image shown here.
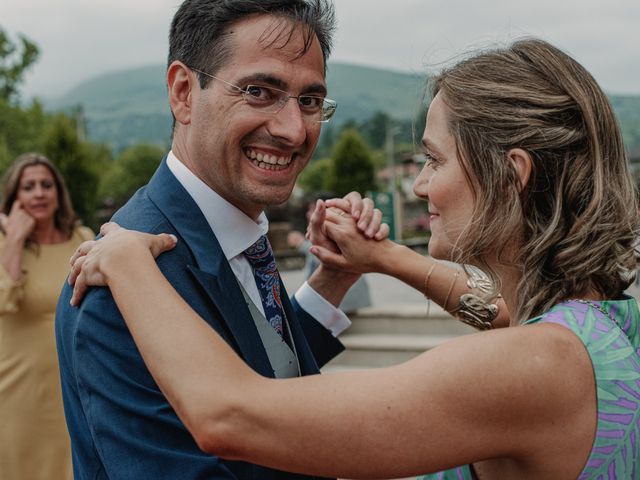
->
[507,148,533,193]
[168,61,193,126]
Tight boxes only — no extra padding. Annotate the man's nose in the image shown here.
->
[266,99,307,146]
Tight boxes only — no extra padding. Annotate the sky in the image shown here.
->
[1,0,639,100]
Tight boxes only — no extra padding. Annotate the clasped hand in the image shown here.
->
[68,192,391,305]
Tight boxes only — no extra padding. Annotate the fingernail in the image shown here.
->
[353,210,361,219]
[169,234,177,243]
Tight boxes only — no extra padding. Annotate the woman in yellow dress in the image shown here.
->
[0,153,94,479]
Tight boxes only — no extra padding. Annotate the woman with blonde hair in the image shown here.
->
[0,153,94,479]
[69,39,638,479]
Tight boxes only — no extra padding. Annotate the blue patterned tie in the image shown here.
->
[243,235,285,338]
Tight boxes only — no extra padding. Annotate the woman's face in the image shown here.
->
[413,93,475,260]
[15,164,59,225]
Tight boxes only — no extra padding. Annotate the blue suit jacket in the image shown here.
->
[56,159,344,479]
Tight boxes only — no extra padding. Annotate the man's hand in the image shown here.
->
[325,191,389,240]
[306,199,341,255]
[310,209,396,275]
[306,191,389,254]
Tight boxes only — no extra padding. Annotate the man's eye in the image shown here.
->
[298,96,322,110]
[245,85,274,102]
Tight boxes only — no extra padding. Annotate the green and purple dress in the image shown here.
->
[419,297,640,480]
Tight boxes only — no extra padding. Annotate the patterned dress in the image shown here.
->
[419,297,640,479]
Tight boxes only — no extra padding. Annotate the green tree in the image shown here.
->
[328,128,377,197]
[0,97,48,173]
[297,157,333,193]
[360,111,391,149]
[42,114,100,227]
[0,27,39,103]
[99,144,163,207]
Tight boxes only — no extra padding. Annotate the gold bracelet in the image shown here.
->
[455,294,499,330]
[423,263,437,299]
[451,266,499,330]
[443,270,460,311]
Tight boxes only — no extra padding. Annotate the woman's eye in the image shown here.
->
[424,152,439,167]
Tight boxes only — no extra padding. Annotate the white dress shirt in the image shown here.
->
[167,151,350,336]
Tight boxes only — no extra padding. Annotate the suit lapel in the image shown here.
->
[145,159,274,377]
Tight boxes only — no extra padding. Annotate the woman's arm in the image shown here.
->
[70,227,593,479]
[313,208,510,328]
[0,201,35,281]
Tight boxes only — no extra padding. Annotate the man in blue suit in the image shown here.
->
[56,1,361,478]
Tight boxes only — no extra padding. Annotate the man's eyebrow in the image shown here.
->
[236,73,327,96]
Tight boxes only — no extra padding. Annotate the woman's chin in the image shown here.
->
[29,211,55,224]
[427,240,449,261]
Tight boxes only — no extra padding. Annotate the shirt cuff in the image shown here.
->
[294,281,352,337]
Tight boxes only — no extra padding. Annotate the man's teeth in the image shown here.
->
[245,149,292,170]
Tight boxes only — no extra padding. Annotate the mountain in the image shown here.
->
[49,62,426,152]
[49,62,640,153]
[50,65,172,152]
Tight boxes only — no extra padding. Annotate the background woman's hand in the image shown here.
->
[0,200,36,243]
[68,222,177,306]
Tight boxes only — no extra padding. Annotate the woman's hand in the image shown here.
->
[0,200,36,243]
[305,192,389,257]
[310,208,397,275]
[68,222,177,306]
[325,192,389,240]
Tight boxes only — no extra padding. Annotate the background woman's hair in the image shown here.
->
[430,38,639,322]
[0,153,78,246]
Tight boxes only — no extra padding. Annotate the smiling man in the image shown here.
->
[55,1,357,479]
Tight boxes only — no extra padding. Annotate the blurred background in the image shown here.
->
[1,0,639,250]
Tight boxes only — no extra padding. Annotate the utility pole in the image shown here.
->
[386,120,402,241]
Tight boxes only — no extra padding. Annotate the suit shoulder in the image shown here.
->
[111,188,170,233]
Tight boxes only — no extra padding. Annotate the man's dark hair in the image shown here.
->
[169,0,336,89]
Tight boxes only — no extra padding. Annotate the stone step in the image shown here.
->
[347,305,476,337]
[324,333,456,370]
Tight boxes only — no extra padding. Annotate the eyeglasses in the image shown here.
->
[190,67,337,123]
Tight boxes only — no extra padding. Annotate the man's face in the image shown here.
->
[178,15,326,219]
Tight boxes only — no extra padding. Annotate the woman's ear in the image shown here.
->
[167,61,193,126]
[507,148,533,193]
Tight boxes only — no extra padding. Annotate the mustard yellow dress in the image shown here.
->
[0,226,94,480]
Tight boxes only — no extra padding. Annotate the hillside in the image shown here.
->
[50,62,640,153]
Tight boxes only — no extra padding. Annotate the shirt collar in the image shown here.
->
[166,151,268,260]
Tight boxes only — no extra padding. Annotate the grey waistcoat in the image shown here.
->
[238,282,300,378]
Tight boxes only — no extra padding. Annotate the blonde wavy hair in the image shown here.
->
[431,38,640,322]
[0,153,78,245]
